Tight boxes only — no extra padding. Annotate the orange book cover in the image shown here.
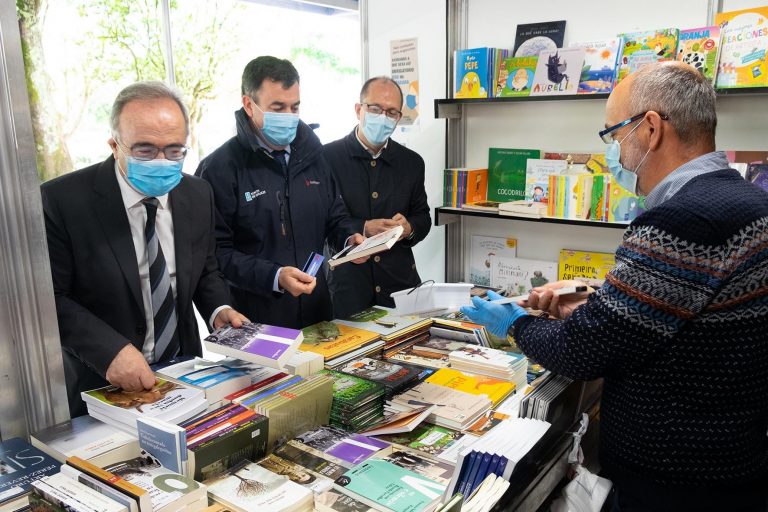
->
[300,321,380,360]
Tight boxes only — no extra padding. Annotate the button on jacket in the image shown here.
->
[196,109,357,328]
[324,129,431,317]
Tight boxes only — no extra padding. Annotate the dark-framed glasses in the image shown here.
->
[362,102,402,120]
[598,111,669,144]
[119,141,188,161]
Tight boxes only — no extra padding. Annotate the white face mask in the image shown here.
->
[605,120,650,195]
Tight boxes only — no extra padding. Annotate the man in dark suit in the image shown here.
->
[42,81,248,417]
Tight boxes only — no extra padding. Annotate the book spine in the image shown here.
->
[187,409,258,446]
[185,406,253,437]
[181,403,240,430]
[65,457,150,512]
[190,418,268,481]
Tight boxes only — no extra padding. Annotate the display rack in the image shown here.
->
[435,206,630,229]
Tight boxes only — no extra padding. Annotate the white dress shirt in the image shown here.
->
[115,166,226,362]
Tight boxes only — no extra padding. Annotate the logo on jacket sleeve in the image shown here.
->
[244,189,266,201]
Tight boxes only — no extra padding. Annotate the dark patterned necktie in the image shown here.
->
[142,198,179,362]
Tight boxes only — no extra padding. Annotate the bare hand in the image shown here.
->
[364,218,400,236]
[349,233,370,264]
[105,344,156,391]
[213,307,250,329]
[278,266,317,297]
[392,213,412,240]
[524,279,594,320]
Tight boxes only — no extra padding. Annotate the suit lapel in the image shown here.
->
[170,179,193,320]
[93,158,144,313]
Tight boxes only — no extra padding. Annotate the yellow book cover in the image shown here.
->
[425,368,514,406]
[300,321,380,360]
[716,7,768,88]
[558,249,616,284]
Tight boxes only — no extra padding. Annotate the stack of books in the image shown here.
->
[392,382,492,430]
[338,357,432,400]
[449,345,528,395]
[294,426,389,467]
[426,368,515,407]
[80,380,208,434]
[299,321,383,368]
[389,336,472,369]
[256,453,335,495]
[203,322,304,369]
[179,403,269,481]
[154,357,251,408]
[337,307,432,360]
[30,472,130,512]
[320,369,386,431]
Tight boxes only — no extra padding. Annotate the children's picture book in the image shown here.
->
[569,38,622,93]
[608,184,642,222]
[204,322,303,369]
[513,20,566,57]
[676,26,721,84]
[487,148,541,202]
[468,235,518,287]
[616,28,679,84]
[525,158,569,202]
[489,256,558,297]
[558,249,616,285]
[716,6,768,88]
[495,56,537,97]
[454,48,491,98]
[530,48,585,96]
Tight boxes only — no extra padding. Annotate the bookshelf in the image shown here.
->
[434,207,630,229]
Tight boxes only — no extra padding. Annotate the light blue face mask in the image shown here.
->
[605,120,650,196]
[254,103,299,147]
[362,111,397,146]
[125,157,183,197]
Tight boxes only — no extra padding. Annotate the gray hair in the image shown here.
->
[628,63,717,145]
[360,76,404,108]
[110,81,189,137]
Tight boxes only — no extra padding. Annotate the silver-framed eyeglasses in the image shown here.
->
[598,111,669,144]
[118,140,189,161]
[362,102,402,120]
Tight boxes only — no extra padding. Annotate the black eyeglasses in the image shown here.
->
[598,111,669,144]
[362,103,402,120]
[118,141,188,161]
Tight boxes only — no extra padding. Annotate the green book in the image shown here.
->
[320,370,385,408]
[487,148,540,202]
[334,459,446,512]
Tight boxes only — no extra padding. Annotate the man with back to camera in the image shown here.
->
[42,81,248,417]
[323,77,431,318]
[196,56,365,329]
[460,62,768,511]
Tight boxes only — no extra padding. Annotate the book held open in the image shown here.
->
[328,225,404,268]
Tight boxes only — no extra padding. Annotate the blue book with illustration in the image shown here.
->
[454,48,491,98]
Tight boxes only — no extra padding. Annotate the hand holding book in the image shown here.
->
[525,279,594,320]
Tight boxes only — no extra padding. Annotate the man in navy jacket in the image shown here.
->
[197,56,363,328]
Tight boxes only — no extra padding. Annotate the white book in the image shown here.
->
[32,473,128,512]
[468,236,518,287]
[328,225,404,268]
[207,461,313,512]
[489,256,557,297]
[59,464,140,512]
[156,358,251,404]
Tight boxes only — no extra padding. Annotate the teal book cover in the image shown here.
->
[487,148,540,202]
[335,459,446,512]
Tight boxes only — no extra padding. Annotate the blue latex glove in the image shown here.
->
[460,290,529,338]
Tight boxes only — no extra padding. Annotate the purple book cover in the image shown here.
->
[205,323,301,361]
[326,434,388,465]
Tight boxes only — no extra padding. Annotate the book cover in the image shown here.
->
[378,424,462,458]
[320,369,385,407]
[454,48,490,98]
[496,56,537,97]
[676,26,721,84]
[300,321,381,360]
[314,489,375,512]
[0,438,60,508]
[31,473,127,512]
[336,307,430,341]
[273,441,348,481]
[325,435,389,466]
[136,417,187,476]
[334,459,446,512]
[387,346,452,370]
[206,461,312,512]
[359,404,434,437]
[30,415,138,466]
[156,359,251,404]
[66,456,152,512]
[426,368,514,407]
[329,225,404,268]
[204,322,303,368]
[489,256,558,296]
[530,48,585,96]
[468,235,518,287]
[569,38,622,93]
[375,449,453,485]
[513,20,566,57]
[464,410,512,436]
[525,158,569,202]
[607,184,641,222]
[392,382,491,429]
[487,148,540,202]
[716,7,768,88]
[257,454,334,494]
[616,28,679,84]
[338,358,423,395]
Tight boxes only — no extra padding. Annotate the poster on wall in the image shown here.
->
[390,38,419,126]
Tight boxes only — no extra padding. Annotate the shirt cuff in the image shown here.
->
[273,267,284,293]
[209,305,231,329]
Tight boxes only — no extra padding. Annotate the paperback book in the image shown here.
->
[0,438,60,511]
[676,26,721,84]
[616,28,679,84]
[513,20,566,57]
[558,249,615,285]
[716,6,768,88]
[489,256,558,297]
[530,48,585,96]
[392,382,491,430]
[203,323,303,369]
[257,454,334,494]
[468,235,518,287]
[569,38,622,93]
[300,321,381,361]
[495,56,537,97]
[487,148,540,203]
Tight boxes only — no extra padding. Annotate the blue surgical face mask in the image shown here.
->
[605,120,650,196]
[362,111,397,146]
[124,157,183,197]
[254,103,299,147]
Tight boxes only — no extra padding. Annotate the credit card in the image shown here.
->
[302,252,325,277]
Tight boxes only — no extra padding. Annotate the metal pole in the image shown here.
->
[359,0,369,81]
[160,0,176,87]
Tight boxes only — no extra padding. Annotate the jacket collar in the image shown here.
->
[343,127,397,165]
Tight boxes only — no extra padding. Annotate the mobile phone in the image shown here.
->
[301,252,325,277]
[490,285,589,305]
